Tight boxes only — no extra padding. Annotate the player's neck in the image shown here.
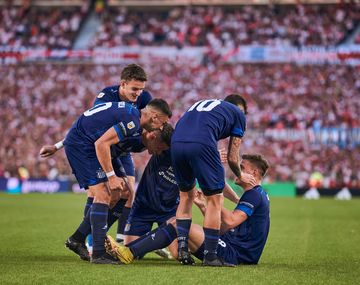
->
[243,183,260,191]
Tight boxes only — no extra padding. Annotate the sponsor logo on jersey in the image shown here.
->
[127,121,135,130]
[96,168,106,179]
[118,102,125,108]
[97,92,105,98]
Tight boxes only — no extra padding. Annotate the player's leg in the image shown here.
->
[89,183,120,264]
[193,144,226,266]
[116,154,135,242]
[171,142,196,264]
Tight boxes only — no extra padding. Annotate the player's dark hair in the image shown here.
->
[148,98,172,118]
[224,94,248,114]
[121,64,147,82]
[242,154,269,178]
[160,123,174,146]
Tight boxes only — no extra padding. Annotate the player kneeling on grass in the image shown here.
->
[106,154,270,266]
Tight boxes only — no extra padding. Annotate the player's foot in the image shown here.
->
[202,257,235,267]
[154,248,173,259]
[65,237,90,261]
[106,235,134,264]
[90,252,121,265]
[178,249,195,265]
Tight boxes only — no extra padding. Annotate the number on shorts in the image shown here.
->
[188,99,221,112]
[84,102,112,116]
[218,238,227,248]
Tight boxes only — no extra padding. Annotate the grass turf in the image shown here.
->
[0,193,359,285]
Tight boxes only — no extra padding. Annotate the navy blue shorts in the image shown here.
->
[125,208,175,236]
[64,142,107,189]
[112,153,135,177]
[193,237,240,265]
[171,142,225,195]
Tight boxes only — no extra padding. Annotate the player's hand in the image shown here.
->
[193,190,206,209]
[218,148,227,163]
[39,145,57,158]
[235,172,257,187]
[107,176,126,192]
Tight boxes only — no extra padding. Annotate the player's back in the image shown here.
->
[94,85,152,110]
[65,102,140,145]
[223,185,270,264]
[172,99,246,147]
[133,149,179,216]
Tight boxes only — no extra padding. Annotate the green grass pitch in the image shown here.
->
[0,193,359,285]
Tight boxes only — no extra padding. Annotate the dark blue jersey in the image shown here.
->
[64,102,140,146]
[94,85,152,110]
[172,99,246,147]
[222,185,270,264]
[132,149,179,216]
[110,136,145,158]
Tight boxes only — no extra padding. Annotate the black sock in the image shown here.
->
[117,205,131,236]
[70,205,92,243]
[129,224,177,258]
[203,227,219,261]
[107,199,126,229]
[90,203,109,258]
[176,218,192,252]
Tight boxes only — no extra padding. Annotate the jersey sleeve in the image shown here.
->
[113,106,141,141]
[136,90,152,110]
[231,108,246,138]
[235,189,261,217]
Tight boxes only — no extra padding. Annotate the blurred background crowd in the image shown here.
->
[1,0,359,189]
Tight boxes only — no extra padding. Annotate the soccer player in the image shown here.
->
[171,94,257,266]
[106,154,270,266]
[66,124,173,262]
[63,99,171,264]
[39,64,152,242]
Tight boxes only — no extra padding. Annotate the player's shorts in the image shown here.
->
[124,207,175,236]
[171,142,225,195]
[64,139,107,189]
[112,153,135,177]
[193,236,256,265]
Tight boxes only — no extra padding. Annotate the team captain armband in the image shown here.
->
[236,201,255,216]
[54,140,64,150]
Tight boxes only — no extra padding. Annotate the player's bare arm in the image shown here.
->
[228,136,256,186]
[223,183,240,204]
[220,208,248,234]
[95,127,125,192]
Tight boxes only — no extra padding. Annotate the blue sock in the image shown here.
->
[176,218,192,252]
[107,199,126,229]
[117,205,131,236]
[90,203,109,258]
[129,224,177,258]
[203,227,219,261]
[84,197,94,216]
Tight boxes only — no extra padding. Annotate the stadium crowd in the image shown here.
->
[0,62,359,188]
[1,3,359,49]
[89,4,360,48]
[0,4,86,49]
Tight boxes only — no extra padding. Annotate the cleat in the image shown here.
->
[178,250,195,265]
[106,235,134,264]
[65,237,90,261]
[90,252,121,265]
[203,257,235,267]
[154,248,173,259]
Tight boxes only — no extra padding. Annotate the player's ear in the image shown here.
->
[120,80,127,88]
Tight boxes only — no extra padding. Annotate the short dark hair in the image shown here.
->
[159,123,174,146]
[224,94,248,114]
[121,64,147,82]
[148,98,172,118]
[242,154,269,178]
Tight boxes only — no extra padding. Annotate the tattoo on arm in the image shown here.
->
[227,136,242,177]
